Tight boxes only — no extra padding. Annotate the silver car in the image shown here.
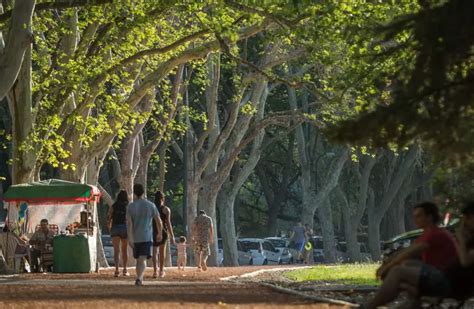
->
[265,237,293,264]
[217,239,253,266]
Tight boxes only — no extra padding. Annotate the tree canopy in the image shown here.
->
[328,0,474,162]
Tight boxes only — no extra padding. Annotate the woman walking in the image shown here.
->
[152,191,175,278]
[108,190,129,277]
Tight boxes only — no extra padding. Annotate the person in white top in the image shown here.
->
[176,236,188,270]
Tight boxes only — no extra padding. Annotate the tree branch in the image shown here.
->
[0,0,113,23]
[224,1,309,29]
[98,183,113,208]
[0,0,35,99]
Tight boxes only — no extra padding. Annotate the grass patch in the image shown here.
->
[285,263,380,286]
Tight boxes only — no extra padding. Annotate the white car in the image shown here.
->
[265,237,293,264]
[217,239,253,266]
[237,241,253,265]
[101,234,114,266]
[239,238,281,265]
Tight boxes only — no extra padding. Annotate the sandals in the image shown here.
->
[114,270,120,277]
[122,269,130,277]
[152,272,158,279]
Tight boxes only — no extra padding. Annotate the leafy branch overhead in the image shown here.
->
[327,0,474,161]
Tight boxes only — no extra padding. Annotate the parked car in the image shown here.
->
[217,239,253,266]
[237,240,253,265]
[382,218,460,260]
[310,236,345,263]
[239,238,281,265]
[101,234,114,266]
[265,237,293,264]
[311,236,325,263]
[337,241,372,262]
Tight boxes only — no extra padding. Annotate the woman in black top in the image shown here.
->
[152,191,175,278]
[107,190,129,277]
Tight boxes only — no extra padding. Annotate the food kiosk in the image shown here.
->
[3,179,101,273]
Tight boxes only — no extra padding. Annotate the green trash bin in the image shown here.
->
[53,234,91,273]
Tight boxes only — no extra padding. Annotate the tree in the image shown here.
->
[5,1,300,185]
[329,0,474,161]
[0,0,35,100]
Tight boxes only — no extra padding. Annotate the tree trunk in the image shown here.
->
[368,205,382,261]
[157,141,168,192]
[186,180,199,240]
[343,208,361,262]
[136,133,149,193]
[9,45,35,184]
[119,135,139,197]
[367,147,418,259]
[318,198,337,263]
[59,159,87,183]
[339,189,361,262]
[85,151,108,185]
[307,148,350,228]
[217,189,239,266]
[0,0,35,100]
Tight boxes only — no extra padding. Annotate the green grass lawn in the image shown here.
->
[285,263,380,286]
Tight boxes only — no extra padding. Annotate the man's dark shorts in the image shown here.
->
[133,241,152,259]
[110,224,127,239]
[419,264,451,297]
[295,241,305,252]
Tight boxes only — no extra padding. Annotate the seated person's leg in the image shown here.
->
[365,265,421,309]
[417,264,451,297]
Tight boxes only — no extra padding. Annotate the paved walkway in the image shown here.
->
[0,266,347,309]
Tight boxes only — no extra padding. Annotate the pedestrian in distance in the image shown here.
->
[126,184,163,286]
[177,236,188,270]
[191,210,214,271]
[303,223,314,264]
[290,221,306,263]
[107,190,130,277]
[152,190,175,278]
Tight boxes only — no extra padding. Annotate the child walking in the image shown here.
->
[177,236,188,270]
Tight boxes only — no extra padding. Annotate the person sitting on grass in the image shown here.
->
[364,201,459,309]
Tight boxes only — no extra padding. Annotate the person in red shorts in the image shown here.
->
[365,201,459,309]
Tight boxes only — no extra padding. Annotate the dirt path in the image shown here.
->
[0,266,349,308]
